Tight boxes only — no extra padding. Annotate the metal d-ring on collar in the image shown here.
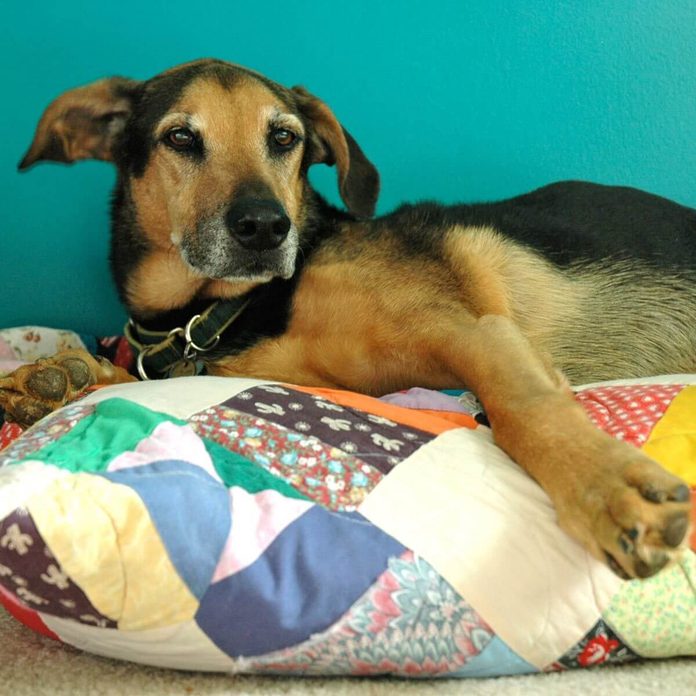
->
[126,297,251,381]
[135,314,220,380]
[183,313,221,359]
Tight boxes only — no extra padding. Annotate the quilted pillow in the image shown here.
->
[0,375,694,677]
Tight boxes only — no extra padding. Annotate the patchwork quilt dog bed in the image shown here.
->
[0,327,694,677]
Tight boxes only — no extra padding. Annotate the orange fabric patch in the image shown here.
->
[289,386,477,435]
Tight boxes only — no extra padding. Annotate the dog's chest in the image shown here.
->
[209,260,460,393]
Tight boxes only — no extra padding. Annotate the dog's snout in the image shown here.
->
[226,198,291,251]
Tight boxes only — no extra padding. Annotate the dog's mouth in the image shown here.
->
[177,221,299,283]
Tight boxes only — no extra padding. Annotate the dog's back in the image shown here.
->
[383,180,696,268]
[373,181,696,382]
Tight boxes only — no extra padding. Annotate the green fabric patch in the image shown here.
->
[25,398,185,473]
[603,551,696,657]
[203,438,309,501]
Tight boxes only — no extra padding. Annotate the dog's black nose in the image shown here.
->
[226,198,291,250]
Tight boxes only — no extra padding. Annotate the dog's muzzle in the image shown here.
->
[180,202,298,282]
[225,198,291,251]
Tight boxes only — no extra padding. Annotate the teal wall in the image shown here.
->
[4,1,696,334]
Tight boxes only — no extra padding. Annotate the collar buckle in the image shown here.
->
[126,297,251,381]
[183,314,221,358]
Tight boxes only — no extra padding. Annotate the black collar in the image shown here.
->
[125,295,252,379]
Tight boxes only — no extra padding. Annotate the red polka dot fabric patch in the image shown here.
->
[575,384,683,448]
[0,422,23,451]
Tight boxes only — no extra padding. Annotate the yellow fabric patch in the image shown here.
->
[27,473,198,630]
[642,385,696,485]
[603,552,696,657]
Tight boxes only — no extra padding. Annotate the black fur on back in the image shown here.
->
[383,181,696,269]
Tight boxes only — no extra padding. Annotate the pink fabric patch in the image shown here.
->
[107,421,220,481]
[211,487,313,582]
[0,338,17,361]
[575,384,683,447]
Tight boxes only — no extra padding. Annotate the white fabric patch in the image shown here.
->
[40,614,239,672]
[359,426,623,669]
[0,461,70,521]
[80,376,275,420]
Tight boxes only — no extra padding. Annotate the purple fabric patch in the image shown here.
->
[195,506,406,658]
[223,385,434,474]
[380,388,471,413]
[0,508,116,628]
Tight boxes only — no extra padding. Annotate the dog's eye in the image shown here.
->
[272,128,297,149]
[165,127,196,150]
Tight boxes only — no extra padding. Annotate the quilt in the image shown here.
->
[0,327,694,677]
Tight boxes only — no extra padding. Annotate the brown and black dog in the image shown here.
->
[3,59,696,580]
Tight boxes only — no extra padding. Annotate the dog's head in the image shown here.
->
[19,59,379,308]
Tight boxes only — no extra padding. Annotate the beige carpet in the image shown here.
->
[2,608,695,695]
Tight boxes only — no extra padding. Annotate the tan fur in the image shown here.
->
[127,76,310,309]
[20,78,136,168]
[125,250,205,313]
[210,224,696,388]
[158,77,306,226]
[210,226,565,392]
[209,247,463,392]
[444,226,696,382]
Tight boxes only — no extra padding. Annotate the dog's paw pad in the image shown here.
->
[25,366,69,401]
[58,357,93,390]
[662,512,690,548]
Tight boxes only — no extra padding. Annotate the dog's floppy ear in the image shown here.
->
[18,77,140,171]
[292,86,380,219]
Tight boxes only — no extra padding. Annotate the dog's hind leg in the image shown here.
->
[0,349,136,428]
[434,314,691,579]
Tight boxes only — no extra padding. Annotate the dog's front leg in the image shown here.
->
[0,349,137,428]
[436,315,691,579]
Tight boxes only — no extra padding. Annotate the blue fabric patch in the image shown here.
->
[100,460,230,599]
[449,636,538,677]
[195,506,406,657]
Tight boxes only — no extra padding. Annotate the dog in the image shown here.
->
[2,58,695,580]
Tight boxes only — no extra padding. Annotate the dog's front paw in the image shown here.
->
[0,349,135,429]
[557,447,691,579]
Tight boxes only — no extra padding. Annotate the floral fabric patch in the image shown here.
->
[224,385,434,474]
[248,550,494,676]
[602,553,696,657]
[548,620,639,670]
[190,406,383,510]
[0,404,93,466]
